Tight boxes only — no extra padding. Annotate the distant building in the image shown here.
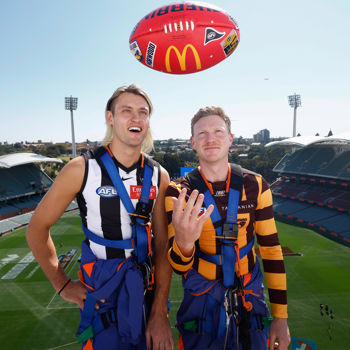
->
[238,153,248,159]
[253,129,270,143]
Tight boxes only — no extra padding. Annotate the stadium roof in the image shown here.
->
[265,136,323,148]
[0,153,63,168]
[265,132,350,148]
[308,132,350,146]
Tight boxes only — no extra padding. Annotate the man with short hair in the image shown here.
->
[166,106,290,349]
[26,84,174,350]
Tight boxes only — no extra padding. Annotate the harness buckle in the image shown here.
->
[223,289,232,316]
[223,288,240,350]
[222,222,238,240]
[100,309,117,330]
[132,202,152,226]
[224,288,239,323]
[133,254,154,290]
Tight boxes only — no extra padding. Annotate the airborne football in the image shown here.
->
[129,1,240,74]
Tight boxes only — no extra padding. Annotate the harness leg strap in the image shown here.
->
[77,294,98,343]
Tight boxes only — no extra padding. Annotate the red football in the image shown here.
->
[129,1,240,74]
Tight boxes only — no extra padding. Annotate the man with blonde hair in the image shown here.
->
[166,106,290,349]
[26,84,174,350]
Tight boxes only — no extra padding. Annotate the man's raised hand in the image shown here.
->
[171,188,214,257]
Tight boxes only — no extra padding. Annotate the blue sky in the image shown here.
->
[1,0,349,144]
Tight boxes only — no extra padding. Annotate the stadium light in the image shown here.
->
[65,96,78,158]
[288,94,301,137]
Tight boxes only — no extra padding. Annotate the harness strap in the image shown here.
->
[145,222,153,258]
[235,245,253,312]
[100,151,135,214]
[82,223,134,249]
[221,189,239,289]
[198,294,216,336]
[78,269,95,291]
[195,165,243,288]
[77,307,118,344]
[98,150,153,264]
[195,238,254,266]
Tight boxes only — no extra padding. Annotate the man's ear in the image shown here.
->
[190,136,196,151]
[229,133,234,145]
[106,111,114,126]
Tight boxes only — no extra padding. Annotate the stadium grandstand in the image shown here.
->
[266,132,350,247]
[0,153,77,236]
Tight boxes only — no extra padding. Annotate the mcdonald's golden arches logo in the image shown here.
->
[165,44,202,73]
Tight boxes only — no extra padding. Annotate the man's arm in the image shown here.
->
[145,166,174,350]
[254,176,290,349]
[26,157,87,309]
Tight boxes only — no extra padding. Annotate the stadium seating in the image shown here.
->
[271,181,311,197]
[316,213,350,233]
[0,219,17,235]
[299,148,335,173]
[0,201,78,235]
[8,212,33,226]
[270,140,350,246]
[278,148,317,172]
[0,163,53,221]
[289,205,339,223]
[0,203,18,215]
[0,163,51,201]
[0,154,78,235]
[329,198,350,211]
[273,146,350,181]
[318,150,350,177]
[272,178,350,247]
[273,198,311,215]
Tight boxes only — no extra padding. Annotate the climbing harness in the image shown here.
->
[183,165,268,349]
[76,148,156,347]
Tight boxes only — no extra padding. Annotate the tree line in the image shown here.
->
[0,143,287,184]
[151,146,286,183]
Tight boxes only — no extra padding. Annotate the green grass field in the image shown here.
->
[1,211,349,349]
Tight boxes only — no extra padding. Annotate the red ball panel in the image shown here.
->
[129,2,240,74]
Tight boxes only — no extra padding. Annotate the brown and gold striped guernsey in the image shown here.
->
[165,167,288,319]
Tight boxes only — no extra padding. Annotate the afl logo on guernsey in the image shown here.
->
[96,186,118,197]
[198,207,206,217]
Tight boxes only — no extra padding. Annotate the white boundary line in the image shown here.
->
[47,304,77,310]
[47,341,77,350]
[46,291,58,310]
[46,252,78,309]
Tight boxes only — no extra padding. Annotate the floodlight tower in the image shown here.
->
[288,93,301,137]
[65,96,78,158]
